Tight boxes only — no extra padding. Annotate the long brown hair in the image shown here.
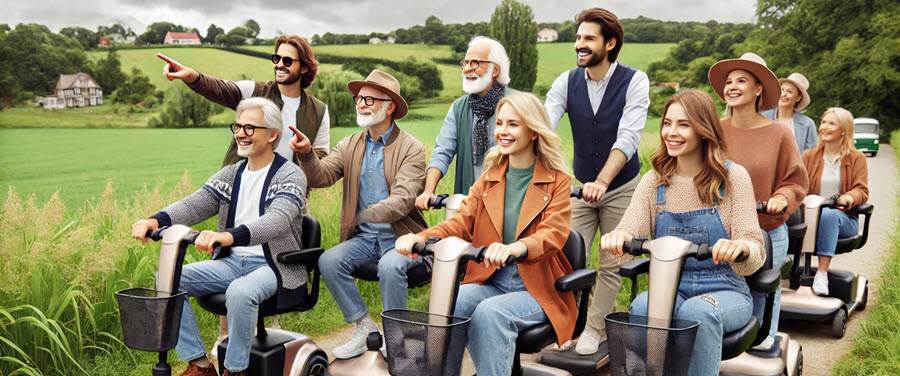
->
[651,90,730,205]
[275,35,318,90]
[483,92,568,174]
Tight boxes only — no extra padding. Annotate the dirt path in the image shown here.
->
[311,146,897,376]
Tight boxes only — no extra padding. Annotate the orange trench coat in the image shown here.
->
[419,158,577,345]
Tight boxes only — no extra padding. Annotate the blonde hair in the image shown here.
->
[482,91,568,174]
[819,107,856,156]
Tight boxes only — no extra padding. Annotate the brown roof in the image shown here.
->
[56,73,100,91]
[165,31,201,40]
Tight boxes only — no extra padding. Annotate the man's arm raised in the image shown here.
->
[156,52,245,110]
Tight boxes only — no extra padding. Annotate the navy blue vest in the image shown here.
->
[566,64,641,189]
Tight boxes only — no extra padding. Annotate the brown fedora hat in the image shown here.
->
[347,69,408,119]
[708,52,780,110]
[779,72,811,111]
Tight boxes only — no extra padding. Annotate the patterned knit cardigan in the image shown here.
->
[152,154,309,309]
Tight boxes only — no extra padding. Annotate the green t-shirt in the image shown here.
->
[503,164,535,244]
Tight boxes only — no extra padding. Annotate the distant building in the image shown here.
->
[659,81,681,91]
[369,37,384,44]
[38,73,103,109]
[98,36,111,47]
[164,31,202,45]
[537,28,559,43]
[98,33,136,47]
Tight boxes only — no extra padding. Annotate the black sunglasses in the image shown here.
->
[271,54,298,67]
[354,95,392,106]
[231,123,264,136]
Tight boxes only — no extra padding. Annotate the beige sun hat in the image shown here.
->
[708,52,780,110]
[347,69,408,119]
[779,72,811,111]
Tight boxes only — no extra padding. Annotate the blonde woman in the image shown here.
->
[396,92,574,376]
[801,107,869,295]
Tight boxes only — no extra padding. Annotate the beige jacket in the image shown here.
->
[299,123,427,241]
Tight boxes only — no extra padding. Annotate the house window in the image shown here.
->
[74,87,81,95]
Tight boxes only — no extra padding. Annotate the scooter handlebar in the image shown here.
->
[144,227,218,249]
[474,247,519,266]
[146,227,166,241]
[429,194,450,209]
[622,239,650,256]
[821,195,849,210]
[570,187,583,199]
[756,201,787,214]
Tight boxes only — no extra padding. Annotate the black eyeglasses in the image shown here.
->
[460,59,493,69]
[271,54,298,67]
[231,123,264,136]
[354,95,392,106]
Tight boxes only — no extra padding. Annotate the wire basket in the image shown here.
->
[381,309,471,376]
[605,312,700,376]
[116,288,186,352]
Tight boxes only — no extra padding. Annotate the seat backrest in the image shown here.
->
[301,216,321,249]
[562,231,586,269]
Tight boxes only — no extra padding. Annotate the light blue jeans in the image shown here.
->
[816,208,859,257]
[753,223,789,340]
[318,236,423,322]
[173,255,276,372]
[454,265,546,376]
[630,268,753,376]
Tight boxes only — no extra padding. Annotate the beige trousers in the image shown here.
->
[571,174,639,337]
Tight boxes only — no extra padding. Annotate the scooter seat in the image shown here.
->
[351,257,432,288]
[196,293,286,317]
[516,322,556,354]
[721,316,758,360]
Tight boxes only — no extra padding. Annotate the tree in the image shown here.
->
[136,22,185,45]
[0,24,10,34]
[219,26,252,46]
[244,19,260,39]
[490,0,538,91]
[96,23,127,38]
[422,15,447,45]
[0,24,88,101]
[60,26,98,50]
[150,84,223,128]
[114,67,156,105]
[307,70,364,127]
[91,51,127,94]
[204,24,224,44]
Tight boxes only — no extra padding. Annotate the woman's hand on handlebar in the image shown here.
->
[766,194,789,215]
[395,234,426,259]
[131,218,160,244]
[194,230,233,253]
[483,242,527,269]
[712,239,748,265]
[836,194,855,209]
[415,192,436,211]
[600,230,633,257]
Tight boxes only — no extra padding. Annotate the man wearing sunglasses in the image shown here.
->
[289,69,427,359]
[415,36,515,210]
[131,97,308,376]
[157,34,330,165]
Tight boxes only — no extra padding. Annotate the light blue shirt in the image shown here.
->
[428,103,496,176]
[356,123,397,251]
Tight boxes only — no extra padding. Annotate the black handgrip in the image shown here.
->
[146,227,167,241]
[693,243,711,260]
[189,232,219,250]
[430,194,449,209]
[411,237,440,256]
[622,239,649,256]
[570,187,583,199]
[756,201,786,214]
[474,247,519,266]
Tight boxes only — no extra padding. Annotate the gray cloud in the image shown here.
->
[0,0,757,38]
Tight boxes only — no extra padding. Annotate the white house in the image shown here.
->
[164,31,202,45]
[39,73,103,109]
[537,28,559,43]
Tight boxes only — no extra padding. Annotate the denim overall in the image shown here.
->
[630,170,754,376]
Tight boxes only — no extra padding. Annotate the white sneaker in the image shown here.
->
[333,317,378,359]
[752,335,775,351]
[813,272,830,296]
[575,327,604,355]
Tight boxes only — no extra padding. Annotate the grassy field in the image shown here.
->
[833,131,900,375]
[0,103,157,128]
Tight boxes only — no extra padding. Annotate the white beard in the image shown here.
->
[462,65,494,94]
[356,103,389,128]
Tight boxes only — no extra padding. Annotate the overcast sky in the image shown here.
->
[2,0,758,37]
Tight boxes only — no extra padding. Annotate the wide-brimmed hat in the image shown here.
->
[708,52,780,110]
[347,69,408,119]
[779,72,811,111]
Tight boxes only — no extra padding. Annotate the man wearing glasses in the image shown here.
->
[415,36,514,210]
[131,97,307,376]
[289,69,427,359]
[157,34,330,164]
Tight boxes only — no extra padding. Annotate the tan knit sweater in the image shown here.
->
[614,165,765,276]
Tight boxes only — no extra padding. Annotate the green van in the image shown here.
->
[853,118,880,157]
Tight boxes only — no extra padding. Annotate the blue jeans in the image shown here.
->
[318,236,422,322]
[816,208,859,257]
[454,266,546,376]
[173,255,276,372]
[753,223,788,340]
[630,269,753,376]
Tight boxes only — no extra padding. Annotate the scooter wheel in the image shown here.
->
[858,284,869,311]
[301,354,328,376]
[831,309,847,338]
